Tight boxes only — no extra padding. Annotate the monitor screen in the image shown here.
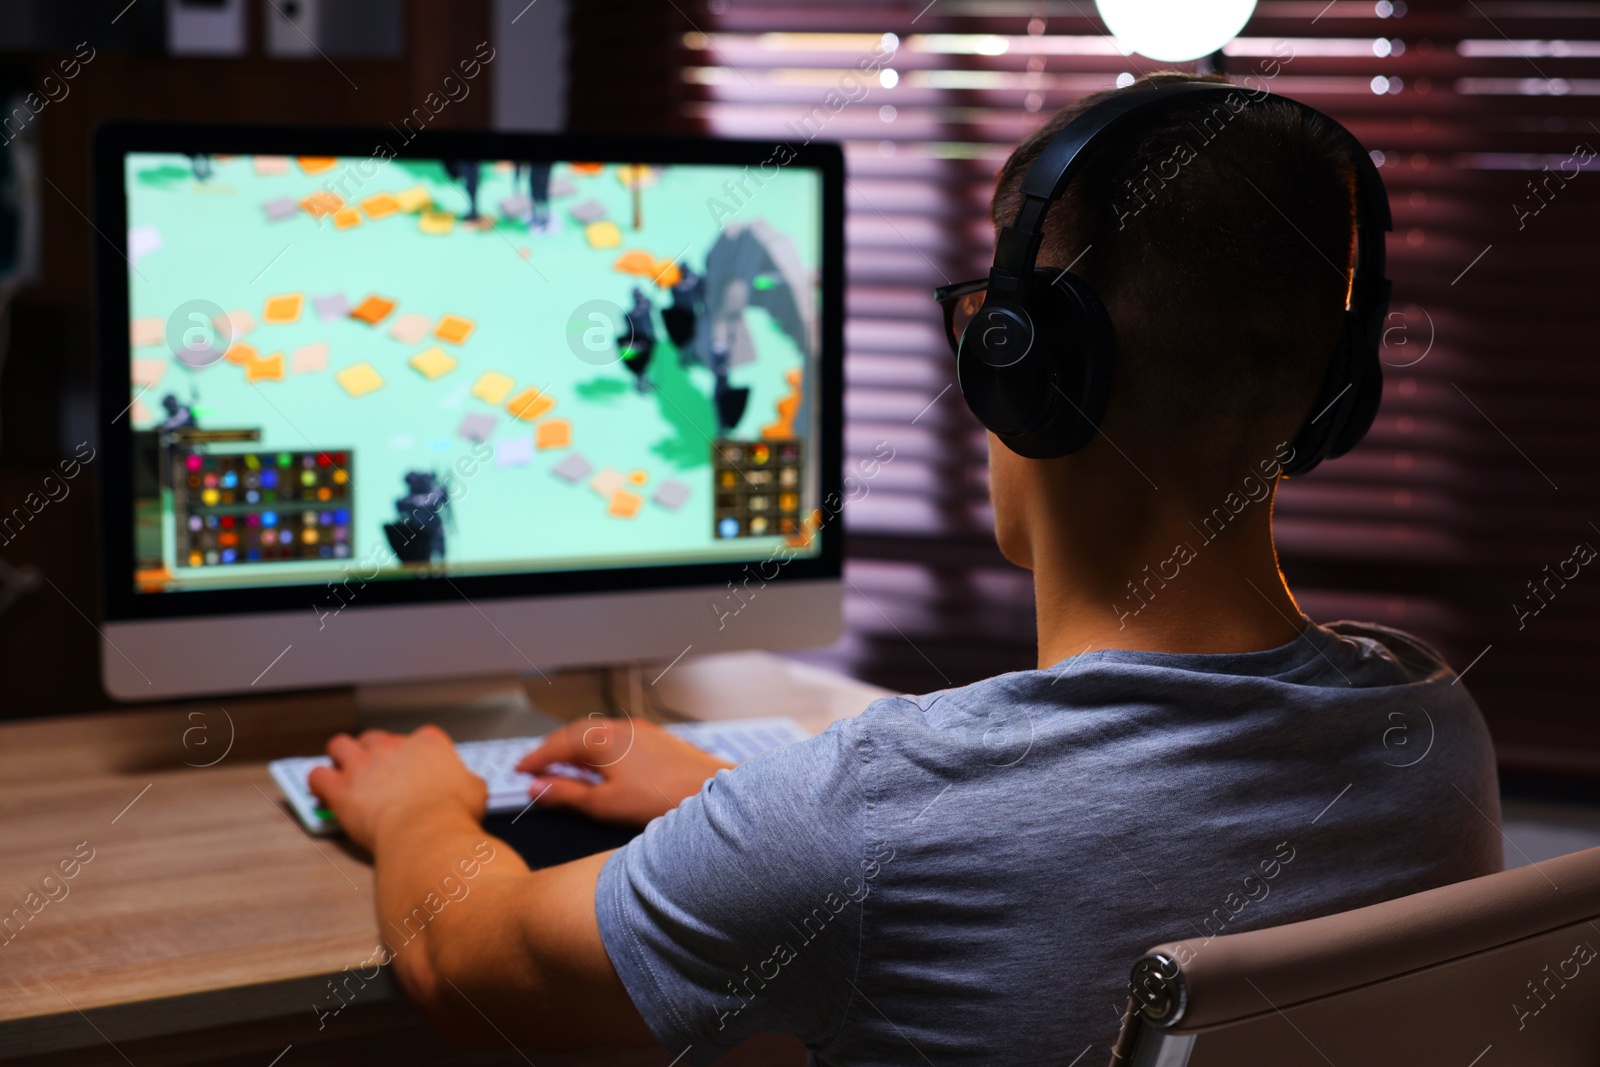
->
[101,136,839,621]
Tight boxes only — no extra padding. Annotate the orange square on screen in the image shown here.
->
[332,207,362,230]
[506,387,555,422]
[361,193,400,219]
[608,490,643,519]
[471,371,515,405]
[297,157,337,174]
[418,211,455,235]
[223,342,258,366]
[408,346,458,380]
[394,186,431,213]
[336,362,385,397]
[434,314,476,344]
[349,295,396,325]
[245,352,285,382]
[300,190,343,218]
[263,293,303,324]
[535,419,571,449]
[130,317,163,348]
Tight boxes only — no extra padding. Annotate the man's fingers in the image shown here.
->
[517,728,580,774]
[574,716,640,769]
[326,733,364,768]
[307,764,344,806]
[528,775,602,813]
[518,718,637,773]
[413,724,452,746]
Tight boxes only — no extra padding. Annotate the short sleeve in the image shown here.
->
[595,717,876,1063]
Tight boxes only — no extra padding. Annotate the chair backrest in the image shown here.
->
[1108,844,1600,1067]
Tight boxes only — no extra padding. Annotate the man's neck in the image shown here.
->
[1029,497,1305,669]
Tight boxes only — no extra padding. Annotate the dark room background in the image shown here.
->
[2,0,1598,782]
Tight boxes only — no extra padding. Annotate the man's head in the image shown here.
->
[984,72,1361,566]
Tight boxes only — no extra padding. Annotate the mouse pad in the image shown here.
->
[484,807,642,869]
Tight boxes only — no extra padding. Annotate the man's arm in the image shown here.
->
[309,715,866,1055]
[309,727,658,1051]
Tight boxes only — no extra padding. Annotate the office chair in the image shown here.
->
[1109,844,1600,1066]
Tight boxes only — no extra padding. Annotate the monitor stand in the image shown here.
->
[351,665,681,740]
[351,651,891,740]
[353,673,568,740]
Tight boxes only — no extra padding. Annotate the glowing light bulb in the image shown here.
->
[1094,0,1258,63]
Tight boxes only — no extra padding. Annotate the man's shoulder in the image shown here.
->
[835,667,1105,782]
[846,668,1057,739]
[837,619,1479,754]
[1317,618,1459,683]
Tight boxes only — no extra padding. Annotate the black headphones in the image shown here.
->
[956,81,1391,477]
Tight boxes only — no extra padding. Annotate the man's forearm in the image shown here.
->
[367,807,646,1050]
[311,727,653,1050]
[370,804,527,1028]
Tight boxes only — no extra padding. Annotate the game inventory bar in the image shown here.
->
[172,448,353,567]
[712,439,802,539]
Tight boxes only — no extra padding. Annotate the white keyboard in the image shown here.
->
[268,716,811,835]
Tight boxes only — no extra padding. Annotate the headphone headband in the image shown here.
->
[959,79,1392,475]
[998,82,1391,305]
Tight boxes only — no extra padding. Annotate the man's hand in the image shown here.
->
[517,716,733,827]
[308,725,487,850]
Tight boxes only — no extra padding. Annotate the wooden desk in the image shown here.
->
[0,654,892,1065]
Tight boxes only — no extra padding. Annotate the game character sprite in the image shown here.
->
[190,154,213,182]
[618,287,657,393]
[681,221,817,434]
[526,160,553,233]
[711,375,749,436]
[158,393,197,433]
[662,265,703,353]
[704,287,750,434]
[445,160,482,221]
[383,471,450,564]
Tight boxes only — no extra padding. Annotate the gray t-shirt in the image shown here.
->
[596,619,1502,1066]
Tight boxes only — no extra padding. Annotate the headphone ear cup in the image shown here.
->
[1283,313,1382,476]
[957,268,1115,459]
[1283,320,1350,477]
[1328,317,1383,461]
[1039,268,1115,455]
[957,294,1052,440]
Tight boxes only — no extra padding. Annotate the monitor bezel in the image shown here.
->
[93,121,845,623]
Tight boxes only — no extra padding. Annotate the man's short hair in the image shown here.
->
[990,72,1360,481]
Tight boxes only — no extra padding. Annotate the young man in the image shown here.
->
[310,74,1503,1065]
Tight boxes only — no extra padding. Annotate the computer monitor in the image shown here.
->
[93,124,843,700]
